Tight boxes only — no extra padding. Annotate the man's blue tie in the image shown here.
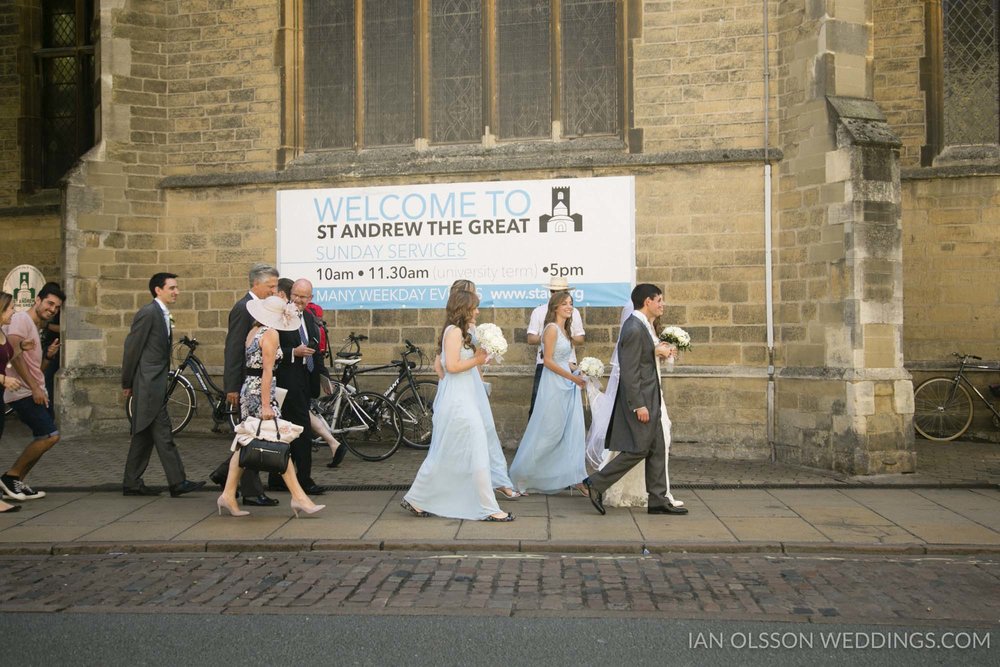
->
[299,321,314,372]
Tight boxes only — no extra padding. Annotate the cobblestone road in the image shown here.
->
[2,551,997,626]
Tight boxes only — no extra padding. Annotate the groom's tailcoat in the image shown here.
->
[121,300,186,487]
[606,314,664,454]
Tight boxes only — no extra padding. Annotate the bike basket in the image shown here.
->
[989,383,1000,398]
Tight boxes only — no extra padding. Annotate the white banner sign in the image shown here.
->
[276,176,635,309]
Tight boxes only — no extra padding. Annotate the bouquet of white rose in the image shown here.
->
[577,356,605,403]
[658,326,691,372]
[577,356,605,378]
[475,323,508,363]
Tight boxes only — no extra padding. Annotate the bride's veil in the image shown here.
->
[584,303,633,467]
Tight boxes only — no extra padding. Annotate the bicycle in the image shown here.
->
[310,359,403,461]
[124,335,239,436]
[335,332,438,449]
[912,352,1000,441]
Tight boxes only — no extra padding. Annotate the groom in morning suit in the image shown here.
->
[584,284,688,515]
[121,273,204,497]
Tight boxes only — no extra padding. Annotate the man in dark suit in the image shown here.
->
[209,263,279,506]
[269,278,325,494]
[584,283,688,516]
[121,273,204,497]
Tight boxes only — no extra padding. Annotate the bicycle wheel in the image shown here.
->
[913,378,973,441]
[336,391,401,461]
[310,384,344,447]
[211,400,241,434]
[125,372,196,435]
[394,380,438,449]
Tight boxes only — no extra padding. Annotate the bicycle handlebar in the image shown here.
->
[348,332,368,342]
[178,336,198,350]
[952,352,983,361]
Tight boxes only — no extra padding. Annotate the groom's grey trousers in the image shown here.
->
[587,426,670,510]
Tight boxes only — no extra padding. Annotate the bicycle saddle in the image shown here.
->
[334,357,361,366]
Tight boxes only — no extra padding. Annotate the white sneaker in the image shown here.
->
[12,479,44,500]
[0,474,25,501]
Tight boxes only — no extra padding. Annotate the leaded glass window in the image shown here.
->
[922,0,1000,164]
[34,0,96,189]
[498,0,552,139]
[431,0,483,143]
[304,0,355,150]
[561,0,618,137]
[298,0,622,152]
[364,1,416,146]
[942,0,999,147]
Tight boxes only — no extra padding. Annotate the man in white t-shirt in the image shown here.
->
[526,277,585,415]
[1,285,64,501]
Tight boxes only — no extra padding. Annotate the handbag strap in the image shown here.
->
[254,417,281,437]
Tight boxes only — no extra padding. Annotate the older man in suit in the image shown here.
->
[121,273,204,497]
[583,283,688,516]
[268,278,326,495]
[209,263,280,505]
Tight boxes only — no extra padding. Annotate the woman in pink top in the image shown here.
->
[0,292,28,513]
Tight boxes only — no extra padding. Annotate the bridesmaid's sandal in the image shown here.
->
[483,512,515,522]
[572,483,590,497]
[400,500,430,517]
[494,487,521,500]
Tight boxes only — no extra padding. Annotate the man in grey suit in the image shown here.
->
[208,263,279,505]
[583,284,688,515]
[121,273,204,497]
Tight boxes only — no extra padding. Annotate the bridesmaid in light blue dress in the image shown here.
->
[434,280,520,501]
[509,291,589,495]
[470,325,521,500]
[402,291,514,521]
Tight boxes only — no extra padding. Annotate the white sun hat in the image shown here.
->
[246,295,301,331]
[544,276,574,291]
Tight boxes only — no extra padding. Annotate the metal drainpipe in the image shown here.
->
[763,0,776,461]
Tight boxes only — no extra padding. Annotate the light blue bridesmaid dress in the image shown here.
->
[470,327,515,491]
[508,323,587,493]
[403,326,503,520]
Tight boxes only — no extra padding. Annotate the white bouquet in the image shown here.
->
[475,323,508,363]
[577,356,605,403]
[577,356,605,378]
[658,326,691,372]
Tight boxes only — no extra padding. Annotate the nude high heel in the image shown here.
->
[290,500,325,518]
[217,495,249,517]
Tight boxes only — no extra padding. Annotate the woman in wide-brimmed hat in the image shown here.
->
[216,295,325,518]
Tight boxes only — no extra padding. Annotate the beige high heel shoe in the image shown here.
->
[217,496,249,517]
[290,500,325,518]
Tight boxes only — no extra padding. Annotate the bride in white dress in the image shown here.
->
[584,305,683,508]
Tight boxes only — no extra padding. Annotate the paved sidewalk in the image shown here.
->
[0,420,998,555]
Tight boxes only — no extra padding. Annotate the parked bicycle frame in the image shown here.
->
[335,332,437,449]
[125,335,239,435]
[311,360,403,461]
[912,352,1000,441]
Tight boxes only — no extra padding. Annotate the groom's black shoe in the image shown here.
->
[583,478,605,515]
[648,504,688,515]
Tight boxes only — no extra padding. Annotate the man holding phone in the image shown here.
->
[270,278,326,495]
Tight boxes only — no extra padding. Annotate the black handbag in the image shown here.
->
[238,418,291,474]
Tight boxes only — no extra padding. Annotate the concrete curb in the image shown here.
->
[31,481,1000,493]
[2,540,997,557]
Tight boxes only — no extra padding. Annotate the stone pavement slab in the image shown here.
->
[2,417,999,554]
[2,417,998,493]
[0,486,997,555]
